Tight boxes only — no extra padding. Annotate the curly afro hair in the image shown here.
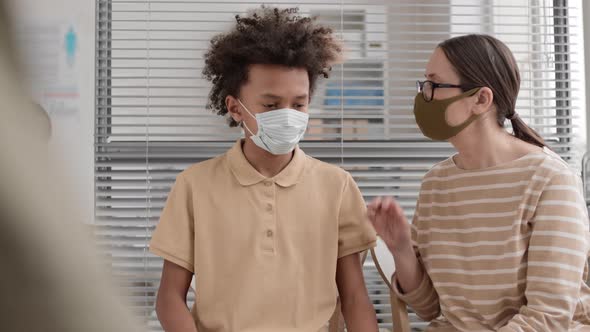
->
[202,6,342,127]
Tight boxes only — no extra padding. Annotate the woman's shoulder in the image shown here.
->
[537,146,576,178]
[423,157,455,179]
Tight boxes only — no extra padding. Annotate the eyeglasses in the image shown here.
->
[416,80,472,102]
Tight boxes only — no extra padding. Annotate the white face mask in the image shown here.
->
[237,99,309,155]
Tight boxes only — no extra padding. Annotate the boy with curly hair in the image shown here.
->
[150,6,378,332]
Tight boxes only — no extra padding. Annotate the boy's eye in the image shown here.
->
[264,104,276,108]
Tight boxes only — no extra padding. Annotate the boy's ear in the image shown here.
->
[226,95,243,123]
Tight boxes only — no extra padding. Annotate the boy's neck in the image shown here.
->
[241,139,294,178]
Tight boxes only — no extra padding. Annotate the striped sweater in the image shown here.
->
[393,148,590,331]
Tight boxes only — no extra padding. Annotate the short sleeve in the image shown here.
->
[149,173,195,273]
[337,173,377,258]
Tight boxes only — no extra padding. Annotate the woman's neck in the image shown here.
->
[450,117,541,170]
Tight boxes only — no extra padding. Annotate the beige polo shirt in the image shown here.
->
[149,140,376,332]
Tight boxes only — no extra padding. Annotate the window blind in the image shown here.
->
[95,0,585,330]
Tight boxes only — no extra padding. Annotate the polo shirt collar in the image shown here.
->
[227,139,307,188]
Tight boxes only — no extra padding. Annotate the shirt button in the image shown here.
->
[266,230,273,237]
[266,204,273,212]
[264,181,273,187]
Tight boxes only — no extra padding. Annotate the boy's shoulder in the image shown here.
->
[175,148,356,188]
[177,153,228,183]
[304,154,351,184]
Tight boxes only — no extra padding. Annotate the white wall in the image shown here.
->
[8,0,95,224]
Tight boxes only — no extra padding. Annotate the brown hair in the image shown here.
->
[438,34,546,148]
[203,6,342,127]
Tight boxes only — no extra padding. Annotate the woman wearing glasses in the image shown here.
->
[368,34,590,331]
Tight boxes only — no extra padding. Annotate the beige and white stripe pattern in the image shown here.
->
[393,148,590,331]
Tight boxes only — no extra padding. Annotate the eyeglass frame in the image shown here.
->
[416,80,474,102]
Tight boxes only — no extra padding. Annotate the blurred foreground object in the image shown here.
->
[0,2,142,331]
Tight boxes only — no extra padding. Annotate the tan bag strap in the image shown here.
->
[370,247,393,290]
[370,246,411,332]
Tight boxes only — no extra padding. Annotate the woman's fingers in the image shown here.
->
[380,197,402,221]
[375,201,389,230]
[381,196,393,212]
[372,197,383,210]
[367,197,383,227]
[388,199,400,217]
[367,204,377,222]
[368,196,403,236]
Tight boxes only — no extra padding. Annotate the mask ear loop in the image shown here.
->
[442,87,483,131]
[236,99,257,136]
[241,121,256,136]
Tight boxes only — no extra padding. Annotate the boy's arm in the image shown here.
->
[156,260,198,332]
[336,252,379,332]
[150,173,197,330]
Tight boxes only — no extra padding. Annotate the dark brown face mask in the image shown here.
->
[413,87,482,141]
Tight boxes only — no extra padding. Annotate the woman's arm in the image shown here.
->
[498,172,589,331]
